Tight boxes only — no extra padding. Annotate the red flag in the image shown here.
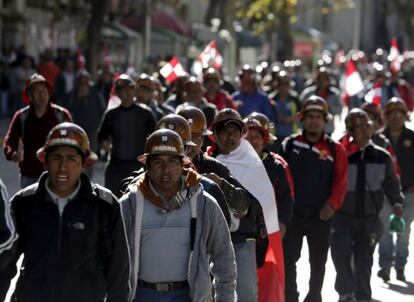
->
[160,57,186,84]
[192,40,223,75]
[389,37,401,74]
[76,49,86,69]
[364,81,382,106]
[257,232,285,302]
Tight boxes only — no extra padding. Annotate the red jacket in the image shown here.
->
[204,90,235,110]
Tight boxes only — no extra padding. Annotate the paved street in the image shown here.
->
[1,116,414,302]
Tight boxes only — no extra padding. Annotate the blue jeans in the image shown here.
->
[20,175,39,189]
[378,192,414,269]
[133,286,191,302]
[234,241,257,302]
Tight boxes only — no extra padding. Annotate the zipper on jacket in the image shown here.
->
[53,204,63,260]
[49,203,63,301]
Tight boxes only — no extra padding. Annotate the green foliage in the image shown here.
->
[234,0,355,34]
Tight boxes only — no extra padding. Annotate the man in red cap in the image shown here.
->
[3,73,72,188]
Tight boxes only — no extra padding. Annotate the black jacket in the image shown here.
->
[261,150,295,225]
[383,126,414,191]
[339,142,404,217]
[280,134,348,218]
[1,173,130,302]
[194,152,259,244]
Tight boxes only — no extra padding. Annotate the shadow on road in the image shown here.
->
[386,281,414,295]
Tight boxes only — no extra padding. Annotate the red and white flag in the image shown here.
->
[342,59,364,106]
[345,59,364,97]
[76,49,86,69]
[364,81,382,106]
[216,139,284,302]
[106,72,122,111]
[160,57,186,84]
[192,40,223,76]
[389,37,401,74]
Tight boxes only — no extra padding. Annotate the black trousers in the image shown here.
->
[330,214,382,301]
[283,215,331,302]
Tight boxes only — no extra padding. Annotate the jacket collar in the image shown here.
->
[36,172,94,203]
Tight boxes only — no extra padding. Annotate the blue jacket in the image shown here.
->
[232,90,276,123]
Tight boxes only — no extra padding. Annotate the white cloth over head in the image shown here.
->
[217,139,279,233]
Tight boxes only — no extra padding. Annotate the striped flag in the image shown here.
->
[192,40,223,76]
[343,59,364,106]
[389,37,402,74]
[160,57,186,84]
[364,81,382,106]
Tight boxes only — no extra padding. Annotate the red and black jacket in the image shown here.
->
[280,133,348,218]
[3,103,72,178]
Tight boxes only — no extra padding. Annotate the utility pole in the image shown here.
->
[143,0,151,66]
[353,0,362,49]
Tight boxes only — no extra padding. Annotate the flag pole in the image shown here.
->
[144,0,151,65]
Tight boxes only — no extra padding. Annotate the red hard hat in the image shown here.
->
[22,73,52,105]
[244,112,277,143]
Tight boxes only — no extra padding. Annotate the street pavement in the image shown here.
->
[1,114,414,302]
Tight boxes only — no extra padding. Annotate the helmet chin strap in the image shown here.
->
[184,145,192,157]
[214,130,228,154]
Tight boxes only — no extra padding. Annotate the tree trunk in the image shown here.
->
[277,0,293,60]
[86,0,109,79]
[404,18,414,49]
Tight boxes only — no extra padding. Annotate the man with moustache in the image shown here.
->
[280,96,348,302]
[378,97,414,282]
[119,129,236,302]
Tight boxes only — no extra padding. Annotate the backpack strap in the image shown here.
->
[19,107,30,140]
[281,135,297,156]
[51,104,67,123]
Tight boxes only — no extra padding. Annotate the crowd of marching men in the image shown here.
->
[0,44,414,302]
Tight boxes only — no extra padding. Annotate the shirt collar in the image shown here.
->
[45,178,81,202]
